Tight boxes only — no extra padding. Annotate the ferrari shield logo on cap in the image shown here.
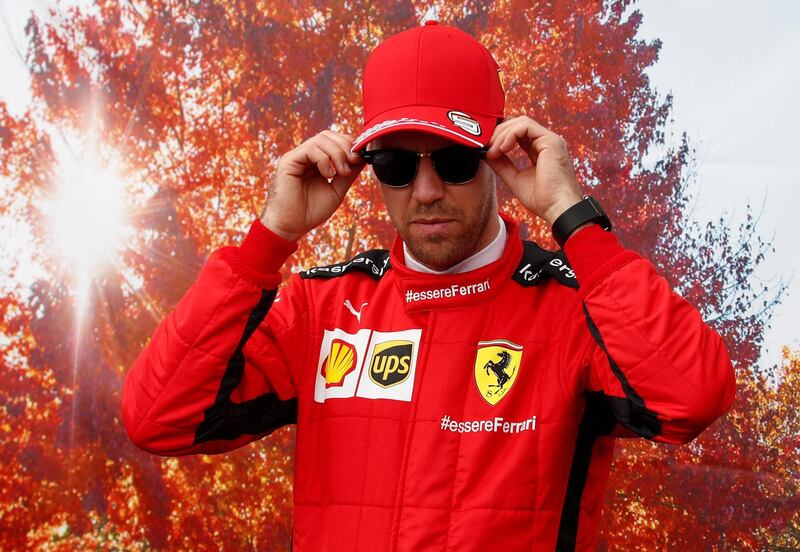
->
[474,340,523,406]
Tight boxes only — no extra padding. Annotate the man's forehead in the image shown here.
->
[370,130,461,151]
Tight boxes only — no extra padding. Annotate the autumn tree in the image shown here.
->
[0,0,792,549]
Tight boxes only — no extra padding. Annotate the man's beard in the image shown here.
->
[399,193,494,271]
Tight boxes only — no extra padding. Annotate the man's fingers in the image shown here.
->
[316,131,363,176]
[282,130,358,178]
[309,144,336,178]
[321,131,362,165]
[484,153,519,190]
[489,116,554,158]
[520,135,540,166]
[264,128,369,241]
[499,115,553,140]
[488,122,523,158]
[328,160,364,202]
[314,134,350,178]
[486,135,539,167]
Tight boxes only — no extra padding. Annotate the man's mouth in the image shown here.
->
[410,218,456,235]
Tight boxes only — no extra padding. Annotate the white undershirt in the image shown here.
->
[403,215,507,274]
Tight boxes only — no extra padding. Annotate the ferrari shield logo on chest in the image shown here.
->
[474,340,523,406]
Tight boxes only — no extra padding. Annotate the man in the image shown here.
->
[122,21,735,551]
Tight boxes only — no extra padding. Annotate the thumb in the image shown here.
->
[328,158,367,202]
[485,154,520,191]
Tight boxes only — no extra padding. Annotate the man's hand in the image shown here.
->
[261,130,367,242]
[484,116,584,226]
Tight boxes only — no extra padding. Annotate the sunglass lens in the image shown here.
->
[371,150,418,187]
[434,147,482,184]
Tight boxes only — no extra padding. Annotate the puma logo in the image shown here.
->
[343,300,368,322]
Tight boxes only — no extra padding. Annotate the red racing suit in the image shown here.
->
[122,213,735,551]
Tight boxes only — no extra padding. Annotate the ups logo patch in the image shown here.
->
[369,340,413,388]
[474,340,523,406]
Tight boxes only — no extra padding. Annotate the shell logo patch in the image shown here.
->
[474,340,523,406]
[322,339,357,387]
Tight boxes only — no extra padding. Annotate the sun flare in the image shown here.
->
[38,133,135,307]
[46,162,127,273]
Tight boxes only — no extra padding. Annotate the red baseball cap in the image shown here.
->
[350,20,505,154]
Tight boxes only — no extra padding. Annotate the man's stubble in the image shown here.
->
[397,172,497,271]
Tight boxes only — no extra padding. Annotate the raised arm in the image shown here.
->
[122,129,366,456]
[484,115,734,442]
[121,222,304,456]
[564,224,736,443]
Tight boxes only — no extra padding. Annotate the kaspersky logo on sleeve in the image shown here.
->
[314,328,422,403]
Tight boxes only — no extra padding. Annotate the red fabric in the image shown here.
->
[218,217,298,289]
[122,215,735,550]
[351,21,504,152]
[563,223,640,298]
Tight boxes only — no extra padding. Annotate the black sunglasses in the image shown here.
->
[360,145,488,188]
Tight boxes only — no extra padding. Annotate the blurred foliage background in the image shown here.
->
[0,0,796,549]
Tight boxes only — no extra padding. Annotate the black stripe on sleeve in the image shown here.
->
[582,303,661,439]
[194,288,297,444]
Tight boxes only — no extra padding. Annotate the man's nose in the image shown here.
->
[411,154,446,204]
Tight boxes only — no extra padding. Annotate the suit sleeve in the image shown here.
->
[562,224,736,444]
[121,219,307,456]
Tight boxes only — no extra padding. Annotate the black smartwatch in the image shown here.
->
[551,195,612,248]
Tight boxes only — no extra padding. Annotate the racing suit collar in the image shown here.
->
[390,212,523,313]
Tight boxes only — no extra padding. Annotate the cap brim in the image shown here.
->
[350,105,498,153]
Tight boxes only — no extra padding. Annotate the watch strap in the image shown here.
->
[551,195,612,248]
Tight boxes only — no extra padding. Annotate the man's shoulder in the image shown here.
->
[300,249,391,282]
